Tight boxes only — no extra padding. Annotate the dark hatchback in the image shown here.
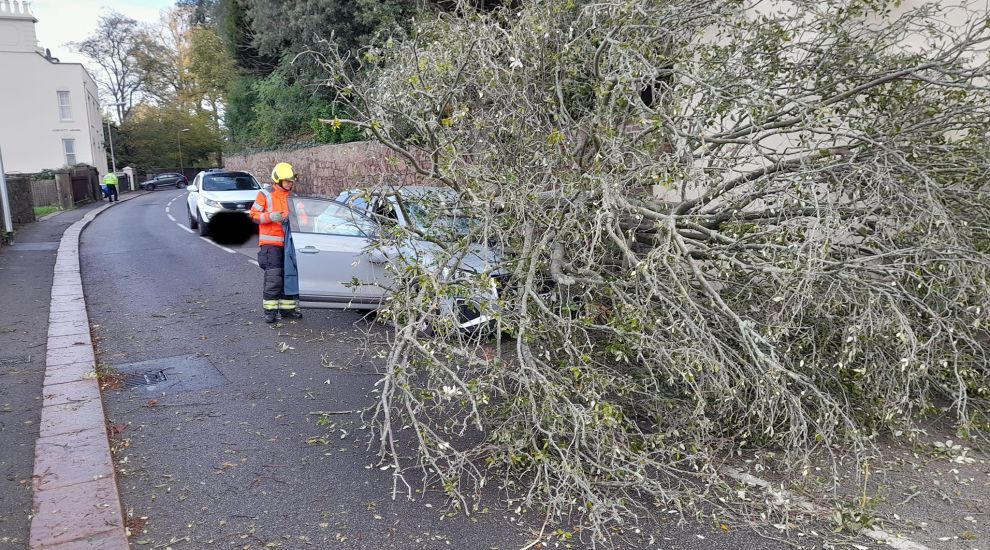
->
[141,172,188,191]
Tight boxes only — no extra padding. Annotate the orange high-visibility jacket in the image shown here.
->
[250,186,290,247]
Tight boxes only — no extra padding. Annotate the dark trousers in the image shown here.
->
[107,184,118,202]
[258,245,298,311]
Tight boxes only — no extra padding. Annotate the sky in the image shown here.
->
[29,0,173,65]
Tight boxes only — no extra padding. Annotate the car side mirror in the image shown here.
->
[187,185,197,192]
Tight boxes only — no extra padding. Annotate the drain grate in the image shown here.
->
[110,354,227,396]
[122,369,168,388]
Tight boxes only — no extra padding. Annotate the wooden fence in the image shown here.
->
[30,179,58,207]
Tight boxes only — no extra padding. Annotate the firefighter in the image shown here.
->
[250,162,303,323]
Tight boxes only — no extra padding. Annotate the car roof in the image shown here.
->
[203,171,253,177]
[338,185,453,199]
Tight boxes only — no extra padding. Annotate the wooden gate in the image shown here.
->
[70,173,91,203]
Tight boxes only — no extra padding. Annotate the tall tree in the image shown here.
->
[117,103,223,170]
[72,12,152,122]
[323,0,990,540]
[188,26,237,122]
[240,0,416,69]
[132,8,193,107]
[220,0,274,74]
[176,0,219,27]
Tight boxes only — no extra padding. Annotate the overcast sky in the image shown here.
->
[29,0,173,65]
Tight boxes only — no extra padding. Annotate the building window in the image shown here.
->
[57,91,72,121]
[62,139,77,165]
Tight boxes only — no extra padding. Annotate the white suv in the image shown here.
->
[186,170,262,236]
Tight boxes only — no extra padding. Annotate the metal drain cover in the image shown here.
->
[9,242,58,251]
[112,354,226,395]
[122,369,168,388]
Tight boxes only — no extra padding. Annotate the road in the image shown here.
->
[79,190,798,549]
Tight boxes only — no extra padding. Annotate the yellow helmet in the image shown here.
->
[271,162,296,183]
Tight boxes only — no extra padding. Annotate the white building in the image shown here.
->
[0,0,107,175]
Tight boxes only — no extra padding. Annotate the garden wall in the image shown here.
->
[224,141,426,198]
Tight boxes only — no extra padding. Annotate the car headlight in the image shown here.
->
[203,198,222,208]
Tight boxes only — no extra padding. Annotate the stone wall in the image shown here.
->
[4,174,35,225]
[223,141,426,198]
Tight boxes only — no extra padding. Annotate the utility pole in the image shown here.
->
[0,144,13,237]
[105,102,125,187]
[178,128,190,177]
[106,118,117,174]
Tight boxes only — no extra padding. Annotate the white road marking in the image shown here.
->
[168,194,254,264]
[200,236,236,254]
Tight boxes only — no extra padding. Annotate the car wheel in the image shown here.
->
[146,183,156,191]
[187,205,198,229]
[197,210,209,236]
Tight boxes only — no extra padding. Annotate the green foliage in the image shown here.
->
[31,169,56,181]
[188,27,237,107]
[248,70,320,146]
[117,104,223,170]
[225,74,260,147]
[176,0,219,26]
[311,105,364,144]
[241,0,416,61]
[219,0,274,73]
[33,205,62,218]
[225,70,364,149]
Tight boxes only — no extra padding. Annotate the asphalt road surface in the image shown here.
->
[79,190,801,549]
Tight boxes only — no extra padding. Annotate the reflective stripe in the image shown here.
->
[252,203,264,211]
[259,234,284,243]
[278,299,298,309]
[263,300,279,310]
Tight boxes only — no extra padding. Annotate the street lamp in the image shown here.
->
[177,128,190,177]
[105,101,126,175]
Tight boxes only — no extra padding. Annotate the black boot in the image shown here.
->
[281,309,303,319]
[264,310,279,323]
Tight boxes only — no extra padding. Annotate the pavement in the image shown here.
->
[0,195,133,549]
[3,188,982,549]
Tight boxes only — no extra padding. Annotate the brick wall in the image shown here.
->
[4,174,35,225]
[223,141,427,198]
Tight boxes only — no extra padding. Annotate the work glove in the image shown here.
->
[269,211,285,223]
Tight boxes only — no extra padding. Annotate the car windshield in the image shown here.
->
[203,173,260,191]
[403,198,478,239]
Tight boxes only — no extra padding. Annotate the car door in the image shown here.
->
[289,197,389,305]
[186,174,201,213]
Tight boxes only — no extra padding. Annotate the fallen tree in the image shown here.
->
[315,0,990,542]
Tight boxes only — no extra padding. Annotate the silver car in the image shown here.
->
[290,187,505,328]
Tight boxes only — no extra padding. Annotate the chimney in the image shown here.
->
[0,1,41,54]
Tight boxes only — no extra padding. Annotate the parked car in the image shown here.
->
[186,170,262,236]
[294,187,505,328]
[141,172,187,191]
